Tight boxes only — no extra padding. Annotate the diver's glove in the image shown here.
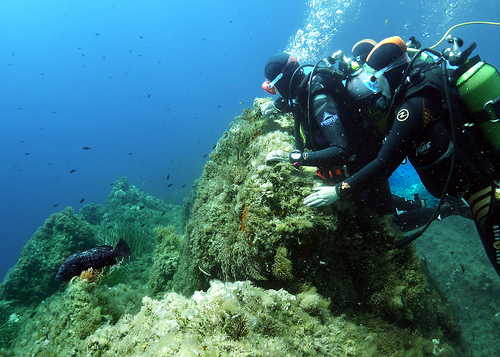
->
[260,101,277,116]
[304,186,340,208]
[265,150,289,164]
[289,149,304,166]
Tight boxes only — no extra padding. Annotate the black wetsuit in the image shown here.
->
[291,72,396,214]
[335,64,500,275]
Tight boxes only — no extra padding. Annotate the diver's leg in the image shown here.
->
[392,194,426,211]
[467,185,500,276]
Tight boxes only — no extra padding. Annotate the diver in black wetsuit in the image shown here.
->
[261,48,425,218]
[304,36,500,276]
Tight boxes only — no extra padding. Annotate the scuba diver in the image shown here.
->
[303,35,500,276]
[261,47,425,222]
[259,39,377,117]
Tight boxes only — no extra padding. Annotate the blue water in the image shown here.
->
[1,0,499,281]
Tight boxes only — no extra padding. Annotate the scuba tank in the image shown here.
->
[454,57,500,159]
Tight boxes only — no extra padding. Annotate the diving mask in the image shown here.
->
[347,66,391,100]
[262,73,283,95]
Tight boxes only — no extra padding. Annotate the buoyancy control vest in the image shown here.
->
[293,67,350,151]
[399,61,500,179]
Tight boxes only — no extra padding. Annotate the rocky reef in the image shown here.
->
[0,99,470,356]
[0,207,96,309]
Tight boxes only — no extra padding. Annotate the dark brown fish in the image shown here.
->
[56,238,132,281]
[70,169,76,173]
[82,146,91,150]
[167,183,173,187]
[80,198,85,203]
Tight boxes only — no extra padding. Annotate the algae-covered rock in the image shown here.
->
[0,207,96,310]
[148,225,181,296]
[80,177,185,235]
[6,280,459,356]
[0,100,469,356]
[175,100,463,346]
[9,278,146,357]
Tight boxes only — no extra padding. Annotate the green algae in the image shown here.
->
[5,280,458,356]
[174,100,461,346]
[148,225,181,297]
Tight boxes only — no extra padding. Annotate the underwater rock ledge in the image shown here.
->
[0,99,467,356]
[177,99,463,347]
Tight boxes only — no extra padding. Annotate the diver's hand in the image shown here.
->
[304,186,339,208]
[260,101,277,116]
[265,150,289,164]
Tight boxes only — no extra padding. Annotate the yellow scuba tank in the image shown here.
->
[455,59,500,154]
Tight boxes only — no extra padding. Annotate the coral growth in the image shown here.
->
[79,267,103,283]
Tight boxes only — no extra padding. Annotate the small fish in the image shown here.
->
[167,183,173,187]
[128,153,133,155]
[53,204,59,208]
[161,211,166,216]
[82,146,91,150]
[203,154,208,158]
[80,198,85,203]
[167,175,170,180]
[70,169,76,173]
[56,238,132,281]
[25,153,30,155]
[147,94,151,98]
[182,184,186,188]
[239,101,244,105]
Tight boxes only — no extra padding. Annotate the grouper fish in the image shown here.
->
[56,238,132,281]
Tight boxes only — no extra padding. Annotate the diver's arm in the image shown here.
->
[274,97,291,113]
[301,93,349,167]
[335,97,424,200]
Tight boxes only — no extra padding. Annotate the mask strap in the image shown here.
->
[371,54,409,80]
[268,73,283,89]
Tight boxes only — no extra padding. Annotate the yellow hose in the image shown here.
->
[407,21,500,52]
[429,21,500,49]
